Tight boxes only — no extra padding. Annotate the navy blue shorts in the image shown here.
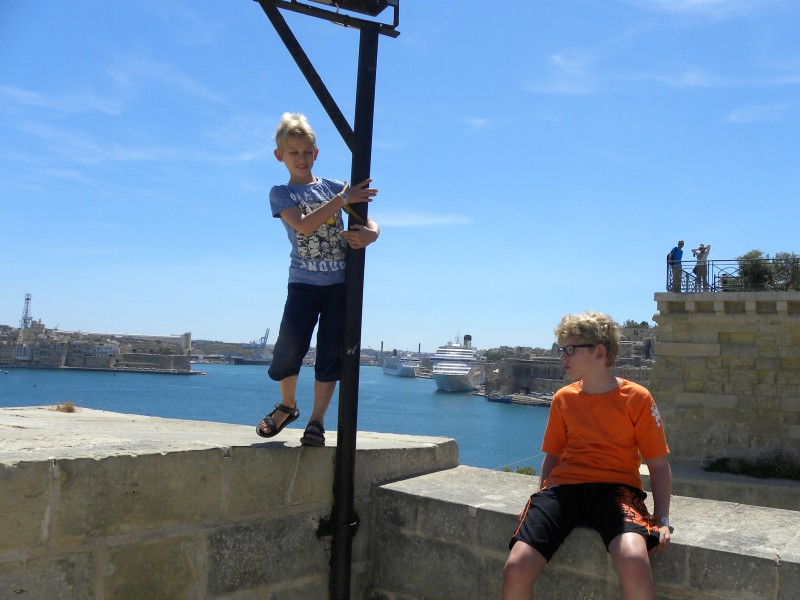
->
[268,282,345,383]
[509,483,661,561]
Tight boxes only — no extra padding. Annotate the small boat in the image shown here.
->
[232,356,272,366]
[486,393,512,404]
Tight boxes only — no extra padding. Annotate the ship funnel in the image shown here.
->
[464,334,472,348]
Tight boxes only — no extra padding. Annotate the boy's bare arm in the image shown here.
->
[343,218,379,249]
[647,455,672,553]
[647,455,672,521]
[280,178,377,237]
[538,453,560,491]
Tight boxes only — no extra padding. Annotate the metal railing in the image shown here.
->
[665,257,800,293]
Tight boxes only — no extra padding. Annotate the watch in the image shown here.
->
[659,516,670,527]
[341,191,349,205]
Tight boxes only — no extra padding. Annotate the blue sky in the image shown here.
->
[2,0,798,353]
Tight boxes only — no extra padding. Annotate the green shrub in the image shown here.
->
[704,449,800,481]
[502,466,537,476]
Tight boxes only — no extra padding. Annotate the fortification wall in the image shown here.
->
[651,291,800,466]
[2,408,799,599]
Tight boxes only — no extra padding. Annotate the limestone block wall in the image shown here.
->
[0,422,458,600]
[371,466,800,600]
[651,291,800,466]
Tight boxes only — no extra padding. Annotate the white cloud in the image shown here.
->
[462,116,492,130]
[725,101,795,123]
[524,51,600,95]
[0,85,124,117]
[626,0,767,17]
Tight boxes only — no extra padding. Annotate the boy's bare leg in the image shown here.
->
[310,380,336,426]
[608,532,655,600]
[502,542,547,600]
[257,375,299,435]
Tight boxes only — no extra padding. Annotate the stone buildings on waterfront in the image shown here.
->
[0,320,193,373]
[485,325,658,396]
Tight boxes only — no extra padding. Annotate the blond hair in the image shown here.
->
[274,112,316,151]
[555,311,620,366]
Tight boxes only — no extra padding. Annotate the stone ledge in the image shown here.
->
[373,465,800,600]
[641,462,800,511]
[0,406,458,465]
[0,407,460,599]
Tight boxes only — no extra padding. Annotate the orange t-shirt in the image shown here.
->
[541,378,669,490]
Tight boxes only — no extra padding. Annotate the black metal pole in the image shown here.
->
[330,22,380,600]
[257,1,355,151]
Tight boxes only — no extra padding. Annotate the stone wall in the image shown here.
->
[0,408,458,600]
[2,408,799,599]
[651,291,800,466]
[372,465,800,600]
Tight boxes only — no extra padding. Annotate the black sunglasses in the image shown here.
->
[558,344,595,357]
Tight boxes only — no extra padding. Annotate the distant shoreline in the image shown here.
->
[1,365,205,376]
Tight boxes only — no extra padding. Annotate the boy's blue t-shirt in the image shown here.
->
[270,178,348,285]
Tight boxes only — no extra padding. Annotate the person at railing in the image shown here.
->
[667,240,684,292]
[691,243,711,291]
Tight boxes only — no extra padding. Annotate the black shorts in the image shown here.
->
[509,483,661,561]
[268,282,345,383]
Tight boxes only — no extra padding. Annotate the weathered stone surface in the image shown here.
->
[688,547,778,599]
[0,553,93,600]
[0,461,50,553]
[55,449,224,539]
[104,536,197,600]
[654,292,800,466]
[206,514,330,596]
[225,444,335,517]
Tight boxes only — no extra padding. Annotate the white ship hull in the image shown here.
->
[382,355,419,378]
[433,372,476,392]
[432,362,485,392]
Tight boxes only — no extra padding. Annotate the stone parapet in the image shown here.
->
[2,407,799,599]
[652,291,800,466]
[0,407,457,599]
[373,466,800,600]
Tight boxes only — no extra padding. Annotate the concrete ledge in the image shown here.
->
[0,407,458,599]
[641,463,800,512]
[372,466,800,600]
[4,407,800,599]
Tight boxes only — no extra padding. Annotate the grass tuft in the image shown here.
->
[503,466,537,476]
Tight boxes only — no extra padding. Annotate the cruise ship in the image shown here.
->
[430,335,484,392]
[382,353,420,377]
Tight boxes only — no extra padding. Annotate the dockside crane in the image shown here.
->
[20,293,32,329]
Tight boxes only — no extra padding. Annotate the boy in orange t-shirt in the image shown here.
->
[503,312,672,600]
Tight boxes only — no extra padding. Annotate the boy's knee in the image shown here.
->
[504,543,545,586]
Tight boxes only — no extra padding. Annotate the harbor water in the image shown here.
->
[0,364,549,471]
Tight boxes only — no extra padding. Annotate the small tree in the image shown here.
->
[773,251,800,291]
[737,249,774,291]
[622,319,650,329]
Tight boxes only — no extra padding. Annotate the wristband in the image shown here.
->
[341,191,348,205]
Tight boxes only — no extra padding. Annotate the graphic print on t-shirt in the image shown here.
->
[650,402,663,428]
[291,191,347,263]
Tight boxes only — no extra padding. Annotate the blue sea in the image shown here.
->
[0,364,549,471]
